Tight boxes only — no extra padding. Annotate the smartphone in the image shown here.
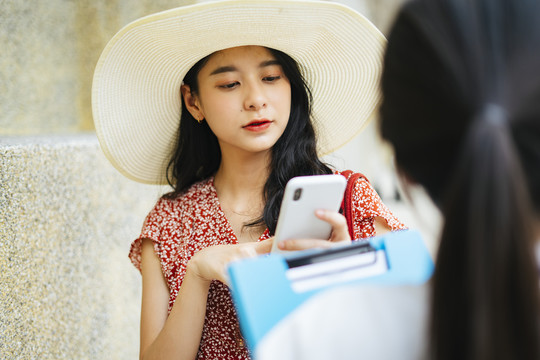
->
[271,174,347,253]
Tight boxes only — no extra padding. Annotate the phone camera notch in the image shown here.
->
[293,188,302,201]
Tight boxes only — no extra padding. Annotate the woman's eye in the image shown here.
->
[263,76,281,82]
[219,82,239,89]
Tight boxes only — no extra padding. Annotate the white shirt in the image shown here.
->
[255,283,430,360]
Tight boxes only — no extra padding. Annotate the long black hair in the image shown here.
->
[165,47,332,234]
[380,0,540,359]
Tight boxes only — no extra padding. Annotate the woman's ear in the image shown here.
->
[180,84,204,120]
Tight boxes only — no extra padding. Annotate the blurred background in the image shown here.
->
[0,0,441,358]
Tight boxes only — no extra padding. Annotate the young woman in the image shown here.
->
[256,0,540,359]
[92,1,405,359]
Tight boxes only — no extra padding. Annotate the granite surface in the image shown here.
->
[0,134,167,359]
[0,0,196,135]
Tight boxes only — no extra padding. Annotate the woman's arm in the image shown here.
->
[140,238,211,360]
[374,216,392,236]
[139,238,272,360]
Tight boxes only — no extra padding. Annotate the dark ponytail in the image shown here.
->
[431,105,539,360]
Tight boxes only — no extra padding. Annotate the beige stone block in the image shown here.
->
[0,0,195,135]
[0,134,167,359]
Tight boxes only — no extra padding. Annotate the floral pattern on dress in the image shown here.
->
[129,172,405,359]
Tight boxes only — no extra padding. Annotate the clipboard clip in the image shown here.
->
[284,241,389,293]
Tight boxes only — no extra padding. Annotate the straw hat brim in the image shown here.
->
[92,0,386,185]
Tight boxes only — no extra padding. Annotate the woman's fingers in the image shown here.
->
[315,209,350,242]
[237,245,257,258]
[217,240,274,285]
[277,238,334,251]
[254,238,273,254]
[277,210,351,251]
[200,211,350,283]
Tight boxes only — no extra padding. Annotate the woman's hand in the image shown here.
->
[187,238,273,285]
[277,209,351,251]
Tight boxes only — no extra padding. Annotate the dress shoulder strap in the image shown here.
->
[340,170,367,239]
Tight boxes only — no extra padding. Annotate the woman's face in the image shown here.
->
[183,46,291,157]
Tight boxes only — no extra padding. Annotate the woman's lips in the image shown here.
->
[243,119,272,132]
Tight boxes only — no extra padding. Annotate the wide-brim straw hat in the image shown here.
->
[92,0,386,185]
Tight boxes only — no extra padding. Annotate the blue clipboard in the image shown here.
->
[227,229,434,351]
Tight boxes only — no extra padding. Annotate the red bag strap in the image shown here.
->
[340,170,367,240]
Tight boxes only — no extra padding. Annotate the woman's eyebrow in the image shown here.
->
[260,60,281,68]
[209,60,281,76]
[209,66,237,76]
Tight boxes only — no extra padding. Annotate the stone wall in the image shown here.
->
[0,0,198,135]
[0,1,418,359]
[0,135,167,359]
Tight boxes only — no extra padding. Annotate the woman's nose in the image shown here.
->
[243,82,267,111]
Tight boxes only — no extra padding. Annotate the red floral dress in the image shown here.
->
[129,173,405,359]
